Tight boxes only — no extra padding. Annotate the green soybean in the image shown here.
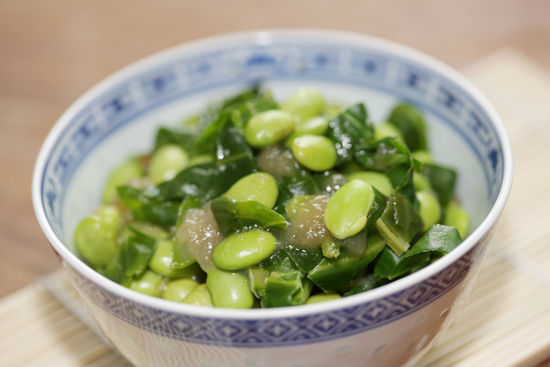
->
[206,269,254,309]
[306,293,341,304]
[102,157,143,203]
[285,116,330,147]
[444,201,469,238]
[282,87,325,121]
[244,110,295,148]
[417,190,442,231]
[74,205,122,267]
[181,284,213,307]
[291,135,337,171]
[374,122,404,142]
[325,180,374,239]
[163,279,199,303]
[413,172,431,191]
[129,270,163,297]
[149,144,189,184]
[213,230,277,270]
[223,172,278,208]
[347,171,393,196]
[149,239,196,278]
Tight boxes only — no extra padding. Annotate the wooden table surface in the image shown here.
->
[1,1,549,365]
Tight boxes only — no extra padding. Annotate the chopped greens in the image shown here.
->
[74,86,469,309]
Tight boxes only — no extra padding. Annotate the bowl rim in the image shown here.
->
[32,28,513,320]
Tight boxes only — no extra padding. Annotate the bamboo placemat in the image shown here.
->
[2,49,550,367]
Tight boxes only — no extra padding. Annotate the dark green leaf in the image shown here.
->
[154,127,198,153]
[375,193,423,256]
[355,137,419,204]
[156,126,256,201]
[307,235,385,293]
[374,224,461,280]
[194,87,277,154]
[210,197,287,234]
[343,274,377,296]
[194,110,231,155]
[283,244,324,274]
[261,271,312,308]
[117,186,179,226]
[116,227,157,279]
[274,170,318,214]
[258,248,298,273]
[387,103,428,151]
[422,163,457,207]
[326,103,374,165]
[366,187,388,232]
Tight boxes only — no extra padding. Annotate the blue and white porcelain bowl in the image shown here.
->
[32,30,512,367]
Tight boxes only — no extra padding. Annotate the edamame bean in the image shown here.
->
[223,172,278,208]
[413,172,431,191]
[213,230,277,270]
[181,284,213,307]
[417,190,441,231]
[282,87,325,121]
[444,201,469,238]
[129,270,163,297]
[149,239,194,277]
[374,122,404,142]
[163,279,199,303]
[102,157,143,203]
[412,150,433,164]
[291,135,337,171]
[324,180,374,239]
[306,293,341,304]
[206,269,254,309]
[149,144,189,184]
[285,116,329,147]
[244,110,295,148]
[347,171,393,196]
[74,205,122,267]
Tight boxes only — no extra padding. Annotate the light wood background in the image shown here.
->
[1,1,549,364]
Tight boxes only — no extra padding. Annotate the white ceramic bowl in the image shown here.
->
[32,30,512,367]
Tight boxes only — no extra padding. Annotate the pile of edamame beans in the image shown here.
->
[74,87,470,309]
